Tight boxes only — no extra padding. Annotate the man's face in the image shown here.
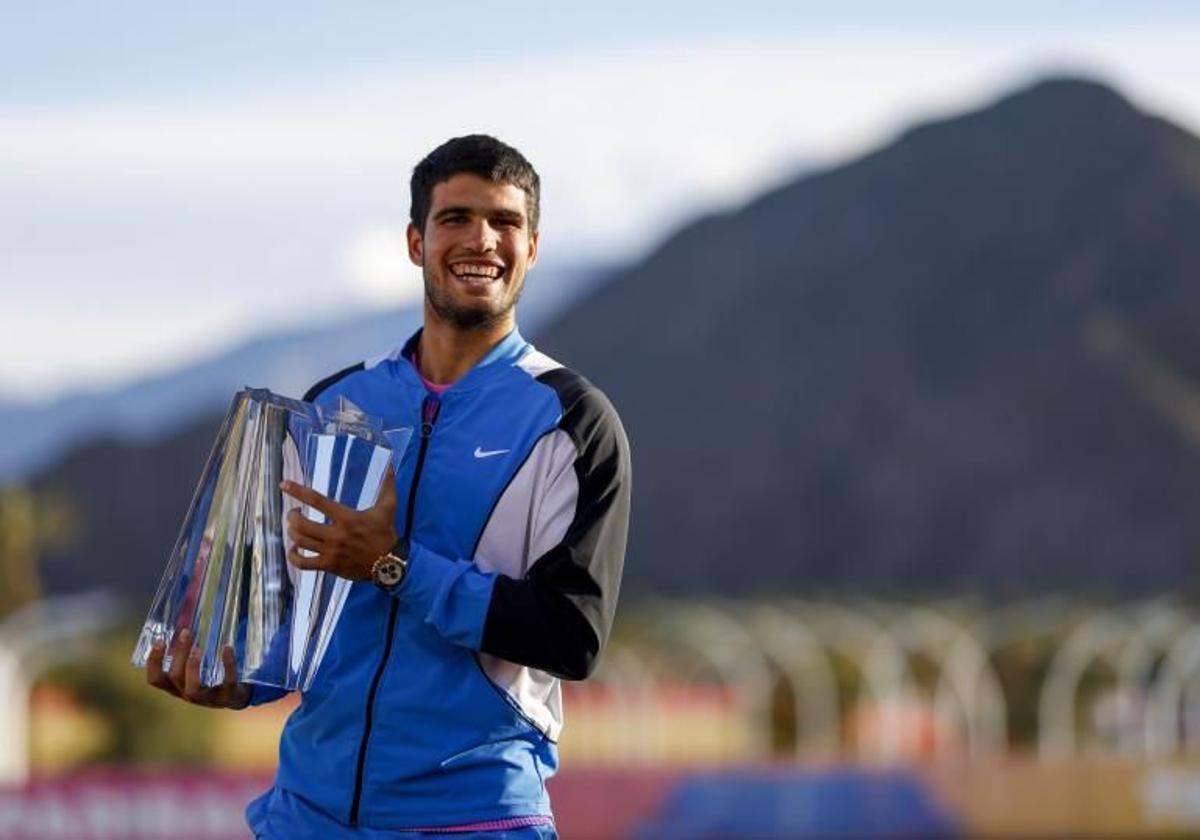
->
[407,173,539,332]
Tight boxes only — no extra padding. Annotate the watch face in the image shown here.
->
[375,557,404,587]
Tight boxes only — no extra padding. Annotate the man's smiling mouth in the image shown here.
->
[449,262,504,284]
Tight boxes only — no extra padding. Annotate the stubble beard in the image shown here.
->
[424,267,525,331]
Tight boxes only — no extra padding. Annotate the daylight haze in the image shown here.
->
[5,2,1200,399]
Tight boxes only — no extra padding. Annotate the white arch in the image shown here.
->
[578,642,664,763]
[1113,602,1188,757]
[1038,610,1131,760]
[0,645,26,784]
[795,601,917,763]
[940,596,1074,756]
[667,602,780,758]
[0,591,123,782]
[639,600,778,760]
[883,605,1008,760]
[1147,622,1200,757]
[742,604,841,758]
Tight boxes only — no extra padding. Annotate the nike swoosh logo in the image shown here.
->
[474,447,510,459]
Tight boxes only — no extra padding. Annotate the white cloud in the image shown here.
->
[3,25,1200,398]
[341,226,425,307]
[0,295,248,399]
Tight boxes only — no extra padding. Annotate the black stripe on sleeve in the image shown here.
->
[302,362,365,402]
[480,368,632,680]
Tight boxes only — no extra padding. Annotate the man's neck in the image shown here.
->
[416,307,515,386]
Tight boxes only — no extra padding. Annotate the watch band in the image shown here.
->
[390,536,410,562]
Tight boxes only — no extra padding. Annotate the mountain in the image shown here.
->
[2,262,609,481]
[0,308,418,479]
[30,76,1200,601]
[534,77,1200,596]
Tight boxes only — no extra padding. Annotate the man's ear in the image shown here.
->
[406,223,424,266]
[527,230,539,270]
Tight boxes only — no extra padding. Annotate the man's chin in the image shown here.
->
[425,276,522,332]
[430,300,513,331]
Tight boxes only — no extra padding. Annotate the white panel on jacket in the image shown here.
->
[515,349,562,378]
[474,428,579,740]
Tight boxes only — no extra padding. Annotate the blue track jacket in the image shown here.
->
[245,327,631,835]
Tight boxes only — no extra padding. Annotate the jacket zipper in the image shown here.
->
[348,394,441,826]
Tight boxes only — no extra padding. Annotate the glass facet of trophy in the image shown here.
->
[131,388,412,692]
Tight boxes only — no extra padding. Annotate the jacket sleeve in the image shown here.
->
[396,379,631,680]
[243,683,289,707]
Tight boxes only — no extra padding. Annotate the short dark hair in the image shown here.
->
[410,134,540,233]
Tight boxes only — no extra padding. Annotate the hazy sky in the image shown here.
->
[4,2,1200,400]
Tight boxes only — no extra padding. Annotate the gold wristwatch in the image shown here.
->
[371,538,408,591]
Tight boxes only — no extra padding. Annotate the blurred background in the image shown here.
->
[6,1,1200,837]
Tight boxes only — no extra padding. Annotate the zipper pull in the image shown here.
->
[420,395,441,438]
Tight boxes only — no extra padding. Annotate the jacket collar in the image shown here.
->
[398,326,529,393]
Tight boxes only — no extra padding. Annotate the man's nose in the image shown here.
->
[466,219,499,250]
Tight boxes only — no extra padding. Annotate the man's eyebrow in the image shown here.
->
[490,209,526,223]
[433,205,473,220]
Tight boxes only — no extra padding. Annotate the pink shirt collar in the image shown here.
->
[411,348,453,395]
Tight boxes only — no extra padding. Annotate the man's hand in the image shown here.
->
[280,470,398,581]
[145,628,251,709]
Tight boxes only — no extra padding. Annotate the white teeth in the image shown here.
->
[451,264,501,279]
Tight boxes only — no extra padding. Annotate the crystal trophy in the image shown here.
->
[131,388,412,691]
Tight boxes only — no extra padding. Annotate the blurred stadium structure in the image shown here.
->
[9,596,1200,836]
[569,598,1200,765]
[0,592,122,784]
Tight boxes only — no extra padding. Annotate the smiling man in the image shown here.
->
[421,172,534,332]
[146,135,631,839]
